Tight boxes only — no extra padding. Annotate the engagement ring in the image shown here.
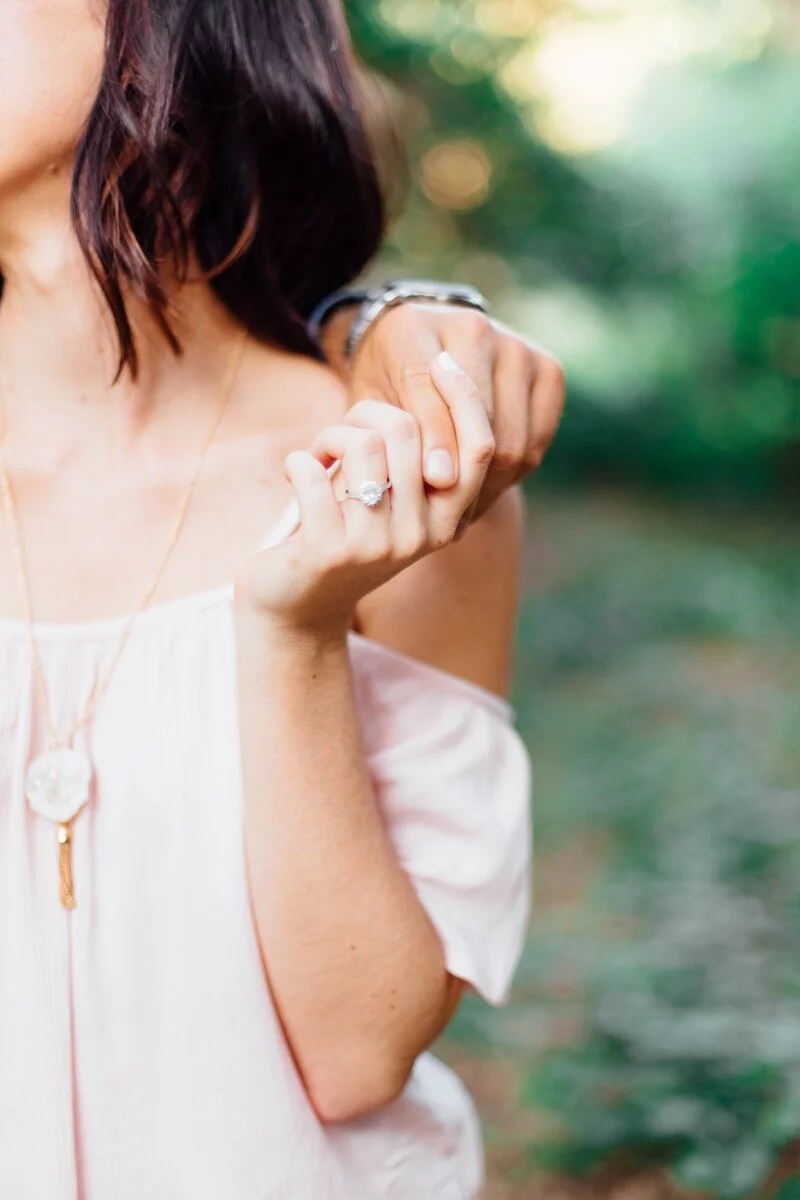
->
[344,481,393,508]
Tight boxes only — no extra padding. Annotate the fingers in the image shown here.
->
[491,339,536,481]
[310,425,389,554]
[437,311,497,424]
[432,329,497,533]
[491,322,566,476]
[396,364,460,489]
[349,306,498,492]
[428,352,495,543]
[343,400,426,543]
[282,394,485,610]
[467,326,566,521]
[311,425,388,491]
[433,321,495,532]
[528,349,566,472]
[348,304,565,520]
[465,335,537,520]
[284,452,344,547]
[373,311,459,489]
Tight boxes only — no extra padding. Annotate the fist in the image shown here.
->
[236,360,495,639]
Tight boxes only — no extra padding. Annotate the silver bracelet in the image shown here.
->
[344,280,488,364]
[307,287,372,351]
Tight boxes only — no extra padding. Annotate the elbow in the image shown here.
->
[307,1049,414,1125]
[303,974,460,1124]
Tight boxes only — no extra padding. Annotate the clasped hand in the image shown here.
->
[236,355,493,639]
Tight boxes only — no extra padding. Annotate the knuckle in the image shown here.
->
[503,337,538,377]
[361,537,391,566]
[357,431,385,458]
[396,524,427,560]
[451,310,492,343]
[469,383,489,412]
[293,459,325,487]
[492,440,525,476]
[381,304,421,337]
[347,399,379,422]
[321,545,347,574]
[340,536,366,566]
[400,360,434,386]
[524,444,547,472]
[431,523,456,551]
[471,435,497,469]
[538,353,566,396]
[456,373,482,402]
[352,544,376,568]
[389,410,420,440]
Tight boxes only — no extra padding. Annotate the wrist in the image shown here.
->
[317,306,359,377]
[234,585,351,658]
[308,279,489,371]
[343,280,488,366]
[307,286,370,371]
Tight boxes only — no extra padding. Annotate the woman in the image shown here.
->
[0,2,559,1197]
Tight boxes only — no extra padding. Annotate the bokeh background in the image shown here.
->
[344,1,800,1196]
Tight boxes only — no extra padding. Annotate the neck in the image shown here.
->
[0,189,244,469]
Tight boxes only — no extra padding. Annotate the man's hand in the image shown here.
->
[321,300,566,519]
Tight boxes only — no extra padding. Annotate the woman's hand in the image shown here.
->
[322,302,565,517]
[236,359,494,639]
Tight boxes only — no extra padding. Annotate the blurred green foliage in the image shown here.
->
[515,499,800,1197]
[346,0,800,498]
[450,492,800,1196]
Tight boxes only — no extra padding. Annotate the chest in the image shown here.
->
[0,431,299,624]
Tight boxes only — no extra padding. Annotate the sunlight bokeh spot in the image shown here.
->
[474,0,545,38]
[420,140,494,211]
[377,0,442,38]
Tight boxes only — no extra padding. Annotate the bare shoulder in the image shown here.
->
[243,343,350,438]
[357,489,525,697]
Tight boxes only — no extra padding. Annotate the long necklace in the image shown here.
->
[0,329,248,909]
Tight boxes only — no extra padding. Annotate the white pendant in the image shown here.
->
[25,749,92,825]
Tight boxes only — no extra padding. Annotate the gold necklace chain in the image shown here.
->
[0,328,248,752]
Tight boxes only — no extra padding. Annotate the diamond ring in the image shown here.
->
[344,480,393,508]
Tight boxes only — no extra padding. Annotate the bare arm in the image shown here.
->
[357,487,523,695]
[235,384,523,1124]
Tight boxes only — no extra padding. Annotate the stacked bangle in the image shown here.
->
[308,280,489,365]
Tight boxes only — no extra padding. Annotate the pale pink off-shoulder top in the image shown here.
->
[0,584,531,1200]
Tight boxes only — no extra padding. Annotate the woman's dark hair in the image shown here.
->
[72,0,385,374]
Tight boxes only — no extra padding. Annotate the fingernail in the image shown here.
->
[437,351,463,374]
[425,449,457,486]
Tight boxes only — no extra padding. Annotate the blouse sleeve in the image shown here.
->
[350,635,532,1008]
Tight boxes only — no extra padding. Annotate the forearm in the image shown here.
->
[236,601,456,1123]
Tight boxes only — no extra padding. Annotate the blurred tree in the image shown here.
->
[345,0,800,499]
[346,0,637,288]
[487,494,800,1198]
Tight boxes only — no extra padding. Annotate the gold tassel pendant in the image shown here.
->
[57,824,77,910]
